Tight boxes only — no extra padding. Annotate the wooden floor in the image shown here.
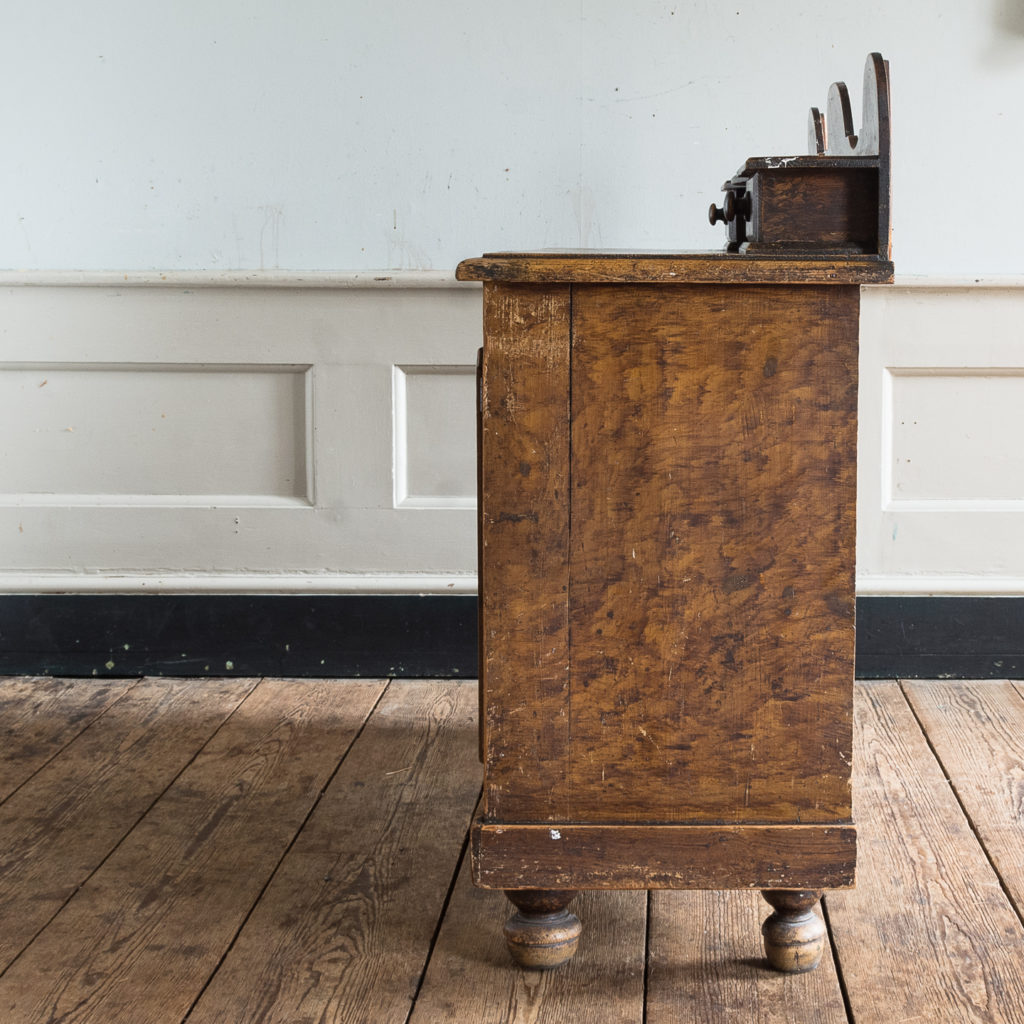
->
[2,678,1024,1022]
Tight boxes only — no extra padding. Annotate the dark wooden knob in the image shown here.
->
[708,203,727,225]
[709,191,750,226]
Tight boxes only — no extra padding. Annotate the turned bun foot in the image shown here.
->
[503,890,581,969]
[760,889,826,973]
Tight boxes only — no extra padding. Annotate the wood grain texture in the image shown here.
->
[0,676,136,802]
[0,678,386,1024]
[0,676,254,973]
[903,680,1024,917]
[473,822,855,891]
[187,680,480,1024]
[5,677,1024,1020]
[646,889,847,1023]
[566,284,858,824]
[826,682,1024,1022]
[479,283,572,823]
[411,851,645,1024]
[456,252,893,284]
[750,168,877,250]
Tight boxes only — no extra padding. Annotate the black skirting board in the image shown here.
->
[0,595,1021,680]
[0,595,478,679]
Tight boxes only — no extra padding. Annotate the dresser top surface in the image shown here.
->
[456,250,893,286]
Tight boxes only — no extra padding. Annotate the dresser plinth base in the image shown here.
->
[473,819,856,893]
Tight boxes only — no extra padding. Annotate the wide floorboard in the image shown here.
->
[1,677,1022,1023]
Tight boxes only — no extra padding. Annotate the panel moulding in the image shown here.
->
[392,364,477,510]
[883,366,1024,511]
[0,361,315,508]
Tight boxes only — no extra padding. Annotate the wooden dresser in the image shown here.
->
[457,54,893,974]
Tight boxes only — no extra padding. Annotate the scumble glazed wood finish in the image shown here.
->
[475,822,855,891]
[567,284,858,826]
[478,283,572,823]
[456,251,892,284]
[469,56,889,969]
[472,254,864,973]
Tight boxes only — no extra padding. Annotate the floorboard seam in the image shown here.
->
[178,677,394,1023]
[641,888,652,1024]
[898,678,1024,933]
[0,677,144,809]
[820,894,856,1024]
[403,785,482,1023]
[0,676,262,983]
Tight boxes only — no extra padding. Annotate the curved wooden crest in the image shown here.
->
[713,52,892,263]
[808,53,890,158]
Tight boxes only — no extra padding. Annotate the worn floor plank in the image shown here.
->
[0,678,387,1024]
[0,676,255,974]
[412,852,646,1024]
[0,677,137,802]
[826,681,1024,1023]
[4,676,1024,1023]
[646,889,847,1024]
[186,679,481,1024]
[903,680,1024,922]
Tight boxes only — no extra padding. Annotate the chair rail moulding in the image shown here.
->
[0,573,479,595]
[0,269,477,288]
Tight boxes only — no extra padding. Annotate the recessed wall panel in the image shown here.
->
[0,363,310,503]
[394,365,476,508]
[889,369,1024,504]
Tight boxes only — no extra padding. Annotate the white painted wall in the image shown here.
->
[3,5,1024,596]
[3,2,1024,276]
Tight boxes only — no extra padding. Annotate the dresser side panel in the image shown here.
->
[567,283,858,824]
[479,283,572,821]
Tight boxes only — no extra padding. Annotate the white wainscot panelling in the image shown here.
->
[887,370,1024,504]
[0,273,482,593]
[8,275,1024,598]
[0,363,310,504]
[859,283,1024,594]
[393,365,477,509]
